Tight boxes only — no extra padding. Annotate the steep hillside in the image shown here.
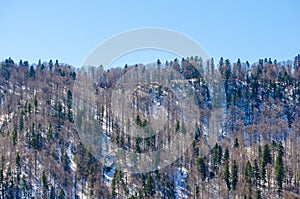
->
[0,56,299,198]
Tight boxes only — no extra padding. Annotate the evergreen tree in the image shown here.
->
[231,160,238,190]
[29,65,35,78]
[166,180,175,199]
[224,147,230,161]
[234,137,239,148]
[262,144,272,166]
[50,186,55,199]
[223,162,231,191]
[253,159,260,186]
[12,128,18,146]
[67,90,73,122]
[48,123,53,139]
[197,157,207,181]
[261,144,272,183]
[256,190,262,199]
[213,143,223,171]
[111,173,116,198]
[275,142,284,194]
[15,152,21,182]
[135,115,141,126]
[157,59,161,65]
[175,120,180,132]
[260,163,266,184]
[218,145,223,164]
[145,173,155,196]
[244,160,252,184]
[42,170,48,198]
[34,95,38,112]
[58,188,65,199]
[19,114,24,132]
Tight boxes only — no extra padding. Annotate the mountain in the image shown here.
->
[0,56,299,198]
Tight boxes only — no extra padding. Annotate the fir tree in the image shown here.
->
[224,147,230,161]
[223,162,231,191]
[50,186,55,199]
[145,173,155,196]
[42,170,48,198]
[275,142,284,194]
[198,157,207,181]
[244,160,252,184]
[231,160,238,190]
[15,152,21,182]
[58,188,65,199]
[234,137,239,148]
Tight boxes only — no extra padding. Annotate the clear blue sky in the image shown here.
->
[1,0,300,67]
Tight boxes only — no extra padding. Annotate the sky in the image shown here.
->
[1,0,300,68]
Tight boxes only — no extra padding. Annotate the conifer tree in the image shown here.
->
[275,142,284,194]
[231,160,238,190]
[223,162,231,191]
[198,157,207,181]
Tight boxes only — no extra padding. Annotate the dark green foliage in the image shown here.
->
[69,71,76,80]
[262,144,272,165]
[34,95,38,112]
[145,173,155,196]
[67,90,73,122]
[58,188,65,199]
[197,157,207,181]
[213,143,223,171]
[57,103,63,128]
[19,114,24,132]
[256,190,262,199]
[50,186,55,199]
[135,115,141,126]
[116,134,124,148]
[57,103,63,119]
[29,65,35,78]
[231,160,238,190]
[277,141,284,156]
[27,103,32,114]
[134,137,141,153]
[47,123,53,139]
[42,170,47,188]
[244,160,252,184]
[234,137,239,148]
[166,180,175,199]
[42,170,48,198]
[253,159,260,186]
[157,59,161,65]
[223,161,231,191]
[12,129,17,146]
[275,142,284,194]
[224,147,230,161]
[15,152,21,182]
[261,144,272,182]
[175,120,180,132]
[157,85,162,96]
[30,123,41,150]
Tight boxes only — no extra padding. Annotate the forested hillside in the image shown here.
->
[0,55,299,198]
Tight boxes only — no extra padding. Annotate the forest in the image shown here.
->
[0,55,299,198]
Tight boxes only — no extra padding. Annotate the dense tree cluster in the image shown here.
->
[0,55,299,198]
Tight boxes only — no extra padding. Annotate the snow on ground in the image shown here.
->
[76,181,88,199]
[175,167,189,199]
[103,166,116,185]
[0,112,14,127]
[66,143,76,172]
